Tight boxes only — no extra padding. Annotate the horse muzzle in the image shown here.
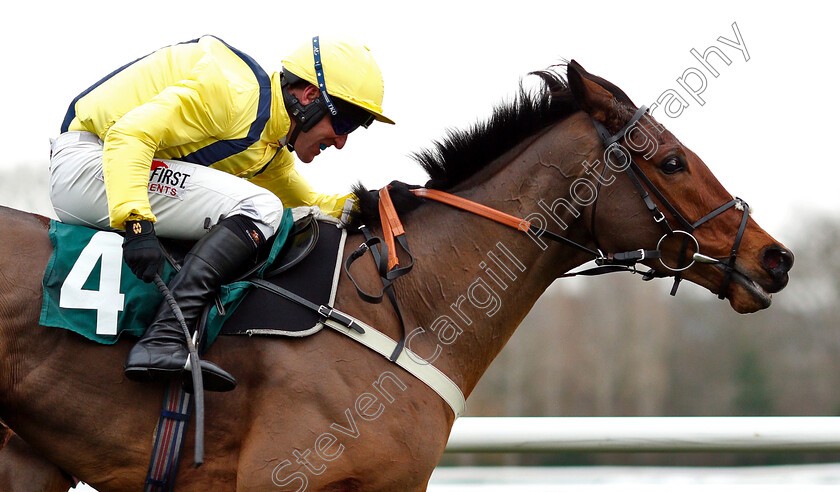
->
[719,243,793,313]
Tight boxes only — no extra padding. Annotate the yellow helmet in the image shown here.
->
[282,36,395,125]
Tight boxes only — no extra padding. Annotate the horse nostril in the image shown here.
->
[762,245,794,274]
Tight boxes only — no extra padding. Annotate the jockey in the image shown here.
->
[49,35,394,392]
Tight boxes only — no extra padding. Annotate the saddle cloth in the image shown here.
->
[39,208,346,347]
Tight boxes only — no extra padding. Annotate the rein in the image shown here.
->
[345,106,752,358]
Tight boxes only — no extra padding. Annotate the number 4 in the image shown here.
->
[59,231,126,335]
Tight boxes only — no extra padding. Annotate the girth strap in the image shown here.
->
[144,382,192,492]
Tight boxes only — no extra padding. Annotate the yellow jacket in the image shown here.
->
[61,35,353,229]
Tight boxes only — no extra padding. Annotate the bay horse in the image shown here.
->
[1,422,75,492]
[0,60,791,491]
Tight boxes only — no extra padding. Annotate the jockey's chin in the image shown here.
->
[293,120,348,163]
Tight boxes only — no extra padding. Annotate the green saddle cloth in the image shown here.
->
[40,209,294,347]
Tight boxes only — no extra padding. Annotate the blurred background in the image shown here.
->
[440,215,840,467]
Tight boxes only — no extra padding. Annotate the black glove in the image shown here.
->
[122,219,163,283]
[385,180,425,210]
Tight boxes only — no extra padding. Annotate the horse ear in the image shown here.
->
[567,60,636,129]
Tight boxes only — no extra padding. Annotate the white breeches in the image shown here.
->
[49,131,283,240]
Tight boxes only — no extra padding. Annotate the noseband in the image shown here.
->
[589,106,750,297]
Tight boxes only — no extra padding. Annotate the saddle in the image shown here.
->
[260,211,320,276]
[160,210,352,351]
[189,212,349,345]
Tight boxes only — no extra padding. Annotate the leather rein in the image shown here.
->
[345,106,750,359]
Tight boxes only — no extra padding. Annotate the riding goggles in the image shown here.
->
[329,97,375,135]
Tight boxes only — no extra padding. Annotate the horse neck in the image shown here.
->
[397,112,601,397]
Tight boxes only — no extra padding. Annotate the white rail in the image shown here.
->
[445,417,840,453]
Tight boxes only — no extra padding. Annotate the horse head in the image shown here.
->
[565,60,793,313]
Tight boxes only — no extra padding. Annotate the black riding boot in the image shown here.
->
[124,219,261,392]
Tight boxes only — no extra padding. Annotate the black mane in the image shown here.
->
[351,68,579,225]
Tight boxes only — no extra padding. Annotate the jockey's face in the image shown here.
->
[287,85,348,163]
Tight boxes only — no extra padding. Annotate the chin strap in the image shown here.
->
[280,71,329,152]
[285,126,302,153]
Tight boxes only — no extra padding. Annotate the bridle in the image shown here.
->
[344,105,751,359]
[588,106,750,297]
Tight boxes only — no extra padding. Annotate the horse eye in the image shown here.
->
[661,156,685,174]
